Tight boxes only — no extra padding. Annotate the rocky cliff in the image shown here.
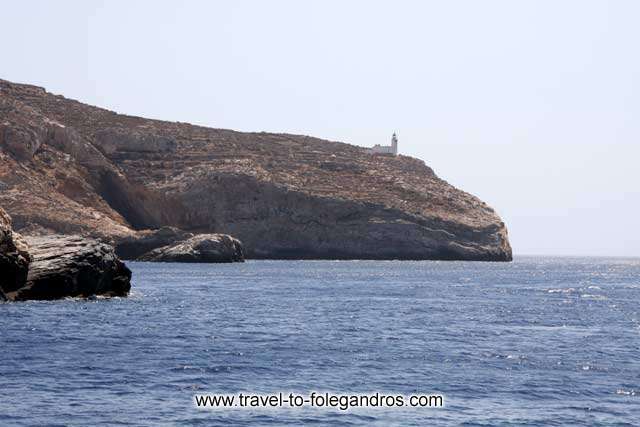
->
[0,79,512,261]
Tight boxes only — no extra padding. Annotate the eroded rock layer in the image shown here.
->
[0,79,512,261]
[1,207,132,301]
[9,235,131,301]
[0,207,31,298]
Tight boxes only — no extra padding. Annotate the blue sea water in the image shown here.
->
[1,257,639,426]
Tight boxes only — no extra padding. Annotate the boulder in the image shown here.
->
[138,234,244,263]
[0,208,31,298]
[5,235,131,301]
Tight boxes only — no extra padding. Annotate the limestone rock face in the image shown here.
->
[0,78,512,261]
[114,226,194,260]
[0,207,31,298]
[0,119,46,160]
[6,235,132,301]
[95,128,177,155]
[138,234,245,263]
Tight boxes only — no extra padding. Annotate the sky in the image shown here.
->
[1,0,639,256]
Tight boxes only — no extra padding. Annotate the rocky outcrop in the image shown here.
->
[0,78,512,261]
[138,234,244,263]
[0,207,31,298]
[5,235,132,301]
[1,207,132,301]
[95,128,177,155]
[114,226,194,260]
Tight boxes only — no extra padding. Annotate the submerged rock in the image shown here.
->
[6,235,131,301]
[138,234,244,263]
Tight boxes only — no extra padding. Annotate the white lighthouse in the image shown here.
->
[366,132,399,155]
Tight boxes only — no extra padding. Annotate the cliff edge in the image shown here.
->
[0,79,512,261]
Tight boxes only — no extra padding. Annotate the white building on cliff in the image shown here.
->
[367,133,398,155]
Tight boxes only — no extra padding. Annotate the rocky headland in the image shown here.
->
[0,78,512,261]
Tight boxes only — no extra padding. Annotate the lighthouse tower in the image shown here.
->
[366,132,399,155]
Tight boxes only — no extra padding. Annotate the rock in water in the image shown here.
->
[6,235,131,301]
[138,234,244,263]
[1,207,131,301]
[0,208,31,298]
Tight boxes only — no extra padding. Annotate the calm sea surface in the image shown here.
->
[1,257,639,426]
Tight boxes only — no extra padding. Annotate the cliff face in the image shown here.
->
[0,79,512,261]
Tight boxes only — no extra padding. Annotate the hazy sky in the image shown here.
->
[2,1,639,256]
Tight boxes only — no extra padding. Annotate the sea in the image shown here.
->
[1,257,639,426]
